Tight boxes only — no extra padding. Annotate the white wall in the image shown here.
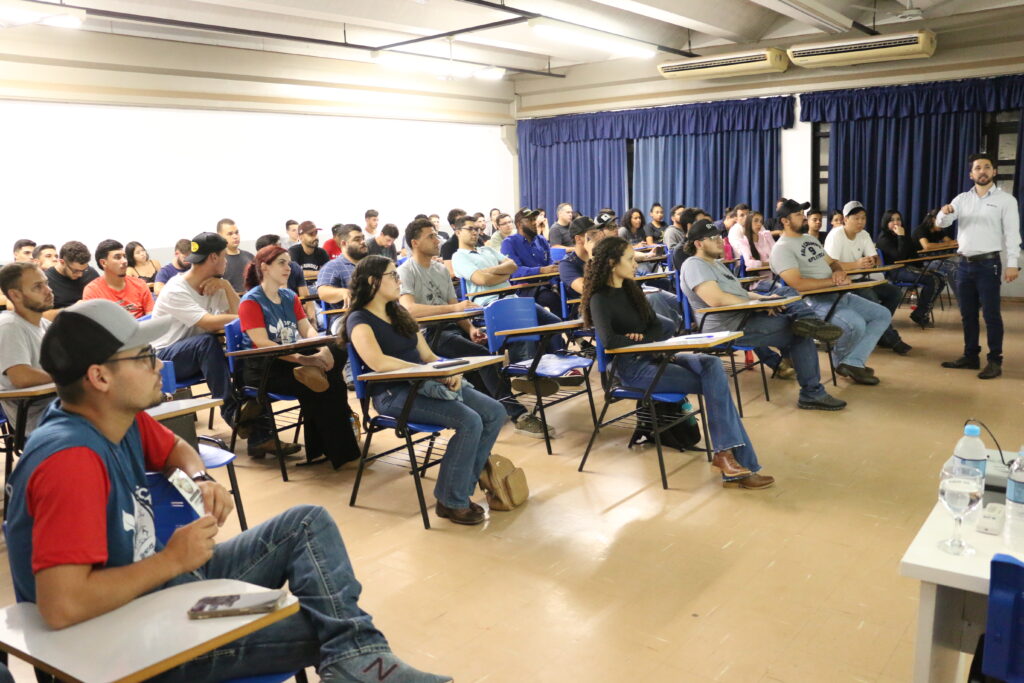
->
[780,101,813,206]
[0,100,515,261]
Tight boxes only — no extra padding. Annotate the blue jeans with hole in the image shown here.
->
[373,383,507,508]
[957,258,1004,362]
[152,505,390,681]
[613,353,760,476]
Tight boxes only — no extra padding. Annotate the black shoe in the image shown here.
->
[910,310,930,329]
[797,394,847,411]
[435,501,485,525]
[836,364,880,385]
[232,399,262,440]
[892,341,912,356]
[978,361,1002,380]
[941,356,980,370]
[791,318,844,343]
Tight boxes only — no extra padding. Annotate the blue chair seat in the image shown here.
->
[371,415,445,434]
[242,387,299,403]
[506,353,593,377]
[198,443,237,469]
[609,388,687,403]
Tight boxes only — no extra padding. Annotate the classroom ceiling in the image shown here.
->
[24,0,1024,77]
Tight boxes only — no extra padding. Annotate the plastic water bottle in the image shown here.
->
[1004,451,1024,553]
[950,424,988,477]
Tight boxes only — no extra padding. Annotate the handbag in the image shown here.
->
[478,454,529,511]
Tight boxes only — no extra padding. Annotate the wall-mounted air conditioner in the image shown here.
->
[658,48,790,79]
[787,30,936,68]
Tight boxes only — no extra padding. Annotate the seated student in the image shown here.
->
[124,241,161,283]
[500,208,563,313]
[152,232,291,458]
[912,208,960,287]
[45,240,99,317]
[288,221,331,281]
[12,239,36,263]
[398,218,550,437]
[806,208,827,245]
[764,198,788,238]
[876,208,944,328]
[560,213,681,332]
[0,263,54,434]
[322,223,344,260]
[154,239,192,296]
[5,299,449,683]
[486,212,514,252]
[317,224,368,328]
[770,199,891,385]
[679,222,846,411]
[255,233,314,321]
[663,205,688,251]
[83,239,155,319]
[714,206,738,237]
[582,237,774,490]
[239,245,359,468]
[644,203,667,245]
[547,203,574,247]
[32,243,58,271]
[364,209,380,242]
[824,201,911,355]
[217,218,255,293]
[344,256,508,526]
[430,213,449,240]
[618,208,647,246]
[367,223,400,261]
[282,218,300,249]
[439,208,467,275]
[728,211,775,270]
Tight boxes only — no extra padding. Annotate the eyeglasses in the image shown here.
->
[104,345,159,371]
[461,227,483,234]
[383,271,401,282]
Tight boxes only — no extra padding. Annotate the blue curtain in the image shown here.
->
[829,111,980,236]
[801,75,1024,122]
[1017,110,1024,249]
[518,119,627,217]
[632,129,780,219]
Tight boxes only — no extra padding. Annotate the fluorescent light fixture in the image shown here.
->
[0,0,85,29]
[527,17,656,59]
[371,51,504,80]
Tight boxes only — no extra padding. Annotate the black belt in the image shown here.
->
[964,251,1000,263]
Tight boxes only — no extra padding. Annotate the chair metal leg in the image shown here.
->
[583,372,598,427]
[578,400,611,472]
[649,400,669,490]
[207,407,214,430]
[534,377,553,455]
[827,345,837,386]
[730,353,743,418]
[758,356,770,403]
[420,434,437,475]
[405,433,431,529]
[295,669,310,683]
[696,394,713,462]
[349,429,375,507]
[273,431,289,483]
[225,461,248,531]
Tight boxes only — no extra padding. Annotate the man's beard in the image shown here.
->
[25,300,53,313]
[346,246,365,261]
[522,226,537,239]
[798,224,810,234]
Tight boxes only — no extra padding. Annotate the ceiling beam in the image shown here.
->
[375,16,529,50]
[583,0,760,43]
[746,0,867,34]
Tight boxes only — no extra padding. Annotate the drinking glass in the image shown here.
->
[937,463,984,556]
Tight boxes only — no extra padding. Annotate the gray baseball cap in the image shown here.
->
[842,201,866,217]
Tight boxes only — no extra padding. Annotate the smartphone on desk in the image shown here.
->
[187,590,285,619]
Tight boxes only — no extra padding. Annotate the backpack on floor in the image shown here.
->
[629,400,701,452]
[478,454,529,511]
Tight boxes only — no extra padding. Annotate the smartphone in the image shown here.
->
[432,359,470,369]
[187,590,285,619]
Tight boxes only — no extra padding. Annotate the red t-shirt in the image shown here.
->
[26,412,175,573]
[323,239,341,259]
[82,276,154,318]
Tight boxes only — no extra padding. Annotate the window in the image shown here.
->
[981,110,1019,194]
[811,122,830,212]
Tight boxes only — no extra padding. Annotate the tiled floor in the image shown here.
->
[3,300,1022,682]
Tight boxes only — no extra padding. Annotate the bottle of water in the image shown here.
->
[951,424,988,477]
[1005,451,1024,553]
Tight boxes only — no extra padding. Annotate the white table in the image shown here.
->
[0,578,299,683]
[900,498,1023,682]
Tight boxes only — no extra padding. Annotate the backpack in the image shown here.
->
[629,400,701,452]
[478,454,529,511]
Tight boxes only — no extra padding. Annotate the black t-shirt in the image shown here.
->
[366,238,398,262]
[644,222,665,243]
[345,309,421,395]
[223,250,254,292]
[912,221,954,248]
[288,244,330,272]
[876,229,915,264]
[45,265,99,309]
[547,223,573,247]
[589,287,664,350]
[440,234,461,261]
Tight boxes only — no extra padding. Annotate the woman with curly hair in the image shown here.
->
[343,255,507,525]
[582,237,774,490]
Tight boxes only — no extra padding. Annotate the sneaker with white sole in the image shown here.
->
[514,414,554,439]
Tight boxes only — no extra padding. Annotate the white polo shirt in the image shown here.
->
[935,185,1020,267]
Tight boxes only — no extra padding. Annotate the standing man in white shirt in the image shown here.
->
[937,153,1020,379]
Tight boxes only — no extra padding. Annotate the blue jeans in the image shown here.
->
[614,353,760,476]
[153,505,389,681]
[805,293,891,369]
[647,289,681,332]
[374,384,507,508]
[853,281,903,347]
[506,303,564,363]
[957,258,1003,362]
[435,328,526,420]
[740,313,827,401]
[888,267,943,312]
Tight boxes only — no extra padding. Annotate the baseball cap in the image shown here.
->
[515,208,541,221]
[686,219,720,244]
[298,221,319,236]
[569,216,598,238]
[774,199,812,220]
[842,201,866,217]
[186,232,228,264]
[594,211,616,229]
[40,299,172,386]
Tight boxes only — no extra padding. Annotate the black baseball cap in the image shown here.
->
[569,216,598,238]
[594,211,616,229]
[774,199,812,220]
[515,208,541,221]
[686,219,720,244]
[40,299,172,385]
[186,232,228,264]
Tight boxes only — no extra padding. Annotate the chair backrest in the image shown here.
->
[983,552,1024,681]
[159,360,176,395]
[550,246,567,262]
[558,278,571,320]
[673,271,693,331]
[483,297,539,354]
[315,299,329,332]
[876,247,887,266]
[593,328,611,374]
[458,277,469,302]
[346,344,371,401]
[223,319,244,376]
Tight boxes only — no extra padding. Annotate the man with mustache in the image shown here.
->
[499,207,561,314]
[0,262,55,434]
[938,153,1020,379]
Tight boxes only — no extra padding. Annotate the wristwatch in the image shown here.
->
[191,471,215,483]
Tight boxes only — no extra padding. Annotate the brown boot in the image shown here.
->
[723,473,776,490]
[711,450,751,478]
